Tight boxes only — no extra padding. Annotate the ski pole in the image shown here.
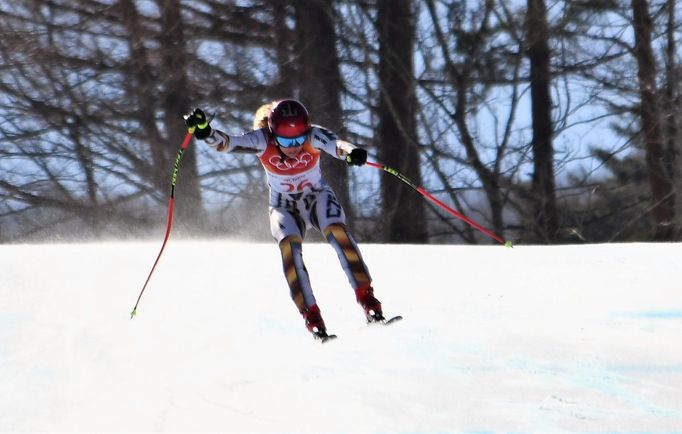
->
[130,131,193,319]
[365,161,512,247]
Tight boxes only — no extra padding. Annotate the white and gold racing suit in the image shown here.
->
[205,126,373,315]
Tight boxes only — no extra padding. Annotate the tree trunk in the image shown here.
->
[294,1,352,224]
[663,0,678,238]
[119,0,166,193]
[273,3,296,97]
[158,0,205,232]
[631,0,675,240]
[526,0,558,243]
[377,0,427,243]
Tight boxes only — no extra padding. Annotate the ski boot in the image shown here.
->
[355,284,385,323]
[303,304,335,342]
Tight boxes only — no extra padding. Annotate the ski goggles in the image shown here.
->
[275,134,307,148]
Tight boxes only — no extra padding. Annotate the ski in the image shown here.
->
[312,315,402,343]
[320,334,337,344]
[367,313,403,325]
[383,315,403,325]
[312,330,337,343]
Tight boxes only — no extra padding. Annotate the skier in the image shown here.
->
[184,99,384,341]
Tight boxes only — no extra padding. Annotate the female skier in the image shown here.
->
[184,99,384,341]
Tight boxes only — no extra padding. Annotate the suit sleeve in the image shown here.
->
[205,128,268,154]
[310,126,357,160]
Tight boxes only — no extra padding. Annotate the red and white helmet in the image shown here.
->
[268,99,311,138]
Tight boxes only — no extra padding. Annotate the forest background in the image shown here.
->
[0,0,680,245]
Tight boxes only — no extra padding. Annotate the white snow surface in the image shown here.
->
[1,240,681,433]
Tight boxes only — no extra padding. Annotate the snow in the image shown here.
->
[1,240,681,433]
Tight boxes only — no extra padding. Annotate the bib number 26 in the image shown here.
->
[280,180,314,192]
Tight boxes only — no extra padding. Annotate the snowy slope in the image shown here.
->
[1,240,681,433]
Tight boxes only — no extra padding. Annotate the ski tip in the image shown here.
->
[385,315,403,325]
[504,240,513,248]
[130,308,137,319]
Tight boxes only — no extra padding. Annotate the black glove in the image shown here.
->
[184,108,212,140]
[346,148,368,166]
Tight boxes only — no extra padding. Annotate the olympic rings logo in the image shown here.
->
[268,152,314,171]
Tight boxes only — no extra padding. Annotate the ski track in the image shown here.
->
[0,240,681,433]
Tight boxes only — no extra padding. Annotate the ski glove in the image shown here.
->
[346,148,368,166]
[184,108,212,140]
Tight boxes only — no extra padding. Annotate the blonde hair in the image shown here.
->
[252,102,275,130]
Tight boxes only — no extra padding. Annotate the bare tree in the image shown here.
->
[376,0,427,242]
[420,0,517,243]
[0,0,268,240]
[157,0,204,231]
[2,0,680,245]
[663,0,679,238]
[525,0,558,242]
[631,0,675,240]
[0,1,156,240]
[294,0,352,225]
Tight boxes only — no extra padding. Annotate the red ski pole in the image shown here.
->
[130,131,193,318]
[366,161,512,247]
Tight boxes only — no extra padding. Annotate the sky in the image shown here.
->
[1,239,681,433]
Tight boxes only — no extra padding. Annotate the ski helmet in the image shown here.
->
[268,99,311,138]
